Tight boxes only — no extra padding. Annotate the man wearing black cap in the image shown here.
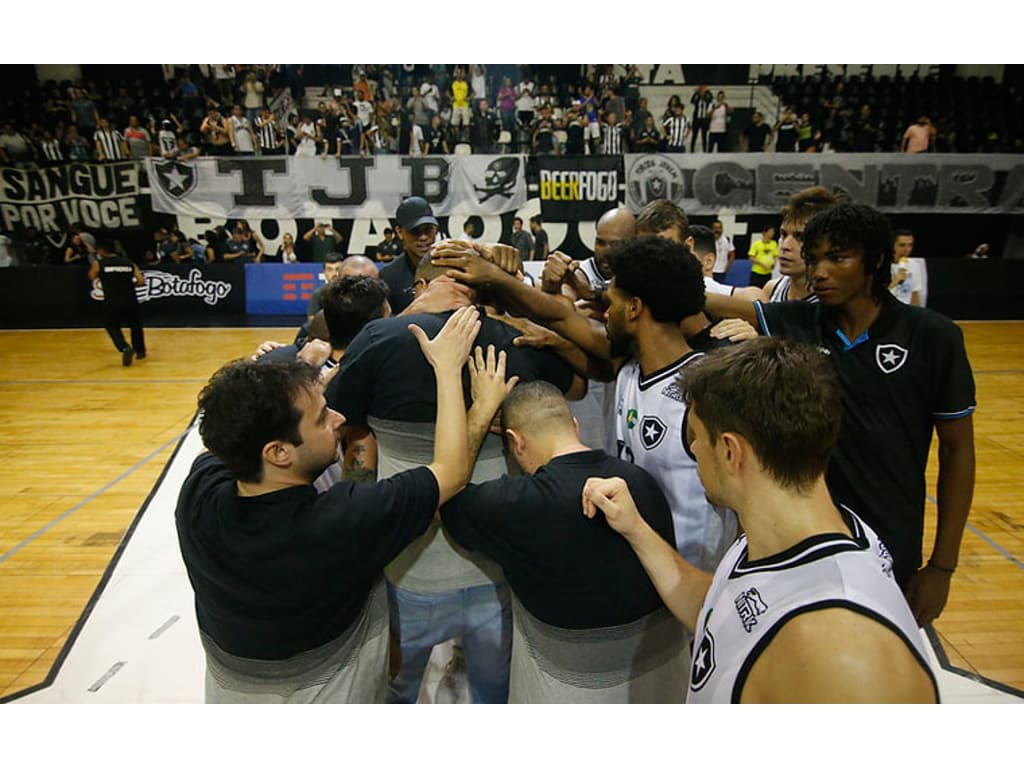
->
[379,196,442,314]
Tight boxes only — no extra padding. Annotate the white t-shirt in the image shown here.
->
[420,82,440,113]
[409,123,424,156]
[230,116,254,153]
[713,234,733,274]
[704,276,734,296]
[294,120,317,156]
[890,259,916,304]
[709,102,728,133]
[516,81,535,112]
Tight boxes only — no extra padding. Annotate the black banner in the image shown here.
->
[0,162,145,236]
[536,156,623,221]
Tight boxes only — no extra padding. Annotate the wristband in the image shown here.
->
[926,560,955,574]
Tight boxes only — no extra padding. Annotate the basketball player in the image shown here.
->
[540,207,636,307]
[761,186,838,303]
[702,204,976,624]
[583,338,940,703]
[433,235,738,573]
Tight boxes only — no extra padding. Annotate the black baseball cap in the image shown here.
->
[395,196,438,230]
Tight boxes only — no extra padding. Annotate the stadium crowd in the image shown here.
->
[3,64,1022,169]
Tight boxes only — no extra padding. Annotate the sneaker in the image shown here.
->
[122,347,134,367]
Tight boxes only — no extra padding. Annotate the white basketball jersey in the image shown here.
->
[613,354,737,571]
[768,275,819,304]
[577,256,611,291]
[687,507,938,703]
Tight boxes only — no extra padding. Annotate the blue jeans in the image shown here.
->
[387,582,511,704]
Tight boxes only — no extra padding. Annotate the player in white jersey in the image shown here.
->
[762,185,838,304]
[612,353,733,569]
[584,338,938,703]
[433,234,738,570]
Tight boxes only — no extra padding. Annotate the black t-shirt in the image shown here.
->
[378,253,416,313]
[97,255,138,306]
[532,228,549,260]
[744,123,771,151]
[565,122,585,154]
[175,452,439,660]
[441,450,675,629]
[775,120,799,151]
[756,296,976,584]
[328,309,577,425]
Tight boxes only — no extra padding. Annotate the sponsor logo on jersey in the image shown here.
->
[640,415,667,450]
[734,587,769,633]
[690,626,716,692]
[877,539,894,579]
[626,408,638,429]
[661,380,685,403]
[875,343,909,374]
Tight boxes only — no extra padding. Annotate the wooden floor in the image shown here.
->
[0,322,1022,699]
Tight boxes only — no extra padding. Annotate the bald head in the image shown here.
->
[594,207,637,278]
[339,255,378,278]
[500,381,575,440]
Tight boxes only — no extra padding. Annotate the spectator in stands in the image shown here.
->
[408,115,426,156]
[510,217,534,265]
[741,111,772,152]
[316,101,339,158]
[70,88,100,140]
[420,72,441,119]
[631,97,653,139]
[600,111,624,155]
[241,71,265,126]
[64,231,93,265]
[690,85,713,152]
[336,116,364,157]
[707,91,730,152]
[0,122,37,166]
[470,64,488,102]
[532,106,558,155]
[798,112,821,152]
[304,221,343,263]
[37,128,63,165]
[425,113,450,155]
[201,108,231,156]
[530,215,549,262]
[890,229,921,306]
[632,115,660,153]
[902,114,935,153]
[563,106,586,155]
[294,113,318,157]
[851,104,879,152]
[173,136,200,161]
[470,99,501,154]
[256,108,283,156]
[663,102,689,152]
[774,108,800,152]
[497,77,517,133]
[450,68,471,144]
[222,225,262,263]
[60,125,87,161]
[271,232,300,263]
[227,105,256,156]
[516,74,536,128]
[94,118,127,162]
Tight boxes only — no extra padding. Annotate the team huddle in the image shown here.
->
[174,188,974,704]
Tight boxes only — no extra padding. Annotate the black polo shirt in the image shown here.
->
[755,295,976,584]
[175,452,439,660]
[378,254,416,314]
[327,309,577,424]
[441,450,675,629]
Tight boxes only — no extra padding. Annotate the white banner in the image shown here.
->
[145,155,527,220]
[623,153,1024,215]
